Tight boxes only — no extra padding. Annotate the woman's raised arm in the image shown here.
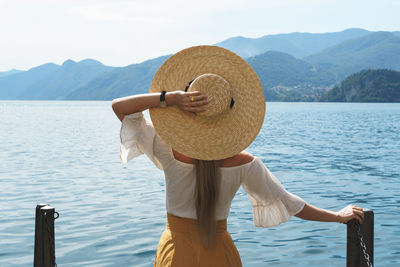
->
[295,203,364,224]
[111,91,209,122]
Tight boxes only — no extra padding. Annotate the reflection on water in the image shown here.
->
[0,101,399,266]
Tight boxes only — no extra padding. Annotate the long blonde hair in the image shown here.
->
[195,159,221,248]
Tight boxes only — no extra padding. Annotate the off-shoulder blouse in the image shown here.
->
[119,112,306,227]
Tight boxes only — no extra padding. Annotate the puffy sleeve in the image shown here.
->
[241,157,306,227]
[119,112,173,170]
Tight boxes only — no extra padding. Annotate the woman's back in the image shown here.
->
[120,112,306,223]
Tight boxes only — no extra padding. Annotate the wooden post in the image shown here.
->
[34,203,47,266]
[34,205,59,267]
[347,209,374,267]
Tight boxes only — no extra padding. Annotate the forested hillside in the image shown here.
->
[320,69,400,102]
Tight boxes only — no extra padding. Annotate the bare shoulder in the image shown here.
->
[220,151,255,167]
[237,151,254,163]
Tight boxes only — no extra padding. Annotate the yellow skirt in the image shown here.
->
[154,213,242,267]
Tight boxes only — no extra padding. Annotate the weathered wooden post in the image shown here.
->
[347,209,374,267]
[34,204,59,267]
[34,203,47,265]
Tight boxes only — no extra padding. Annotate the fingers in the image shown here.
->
[186,94,208,104]
[174,91,210,116]
[353,209,364,224]
[183,99,208,110]
[350,205,364,224]
[185,95,208,104]
[191,98,209,107]
[182,102,208,114]
[183,92,209,112]
[339,204,365,224]
[186,91,203,96]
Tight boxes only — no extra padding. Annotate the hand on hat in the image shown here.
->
[171,91,209,117]
[336,204,364,224]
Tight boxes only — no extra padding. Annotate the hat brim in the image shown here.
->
[149,45,265,160]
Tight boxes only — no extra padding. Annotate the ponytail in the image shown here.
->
[195,159,221,248]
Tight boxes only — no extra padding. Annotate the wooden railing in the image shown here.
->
[33,205,373,266]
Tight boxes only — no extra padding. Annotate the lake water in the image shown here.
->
[0,101,399,266]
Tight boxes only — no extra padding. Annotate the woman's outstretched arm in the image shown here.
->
[295,203,364,224]
[112,91,209,122]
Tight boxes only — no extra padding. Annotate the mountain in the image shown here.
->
[1,28,400,101]
[216,28,370,58]
[246,51,335,101]
[304,32,400,81]
[0,69,24,78]
[67,51,333,101]
[66,55,170,100]
[0,59,113,100]
[247,51,334,88]
[320,69,400,102]
[19,59,113,100]
[0,63,59,99]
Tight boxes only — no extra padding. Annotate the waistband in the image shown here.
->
[166,213,227,233]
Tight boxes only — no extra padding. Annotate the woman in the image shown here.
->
[112,46,364,267]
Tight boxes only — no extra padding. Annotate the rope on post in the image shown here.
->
[34,204,59,267]
[347,209,374,267]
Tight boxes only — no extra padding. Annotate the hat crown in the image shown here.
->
[188,73,232,118]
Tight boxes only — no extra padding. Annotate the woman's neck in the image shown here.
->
[172,149,196,164]
[172,149,254,167]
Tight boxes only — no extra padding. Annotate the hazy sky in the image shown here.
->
[0,0,399,71]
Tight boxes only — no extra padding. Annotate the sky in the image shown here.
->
[0,0,399,71]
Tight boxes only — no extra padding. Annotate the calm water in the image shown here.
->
[1,101,399,266]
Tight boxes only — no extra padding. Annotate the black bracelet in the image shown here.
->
[160,90,166,101]
[160,90,167,107]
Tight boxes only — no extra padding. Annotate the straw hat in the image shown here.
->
[149,45,265,160]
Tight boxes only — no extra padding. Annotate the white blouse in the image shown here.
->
[119,112,307,227]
